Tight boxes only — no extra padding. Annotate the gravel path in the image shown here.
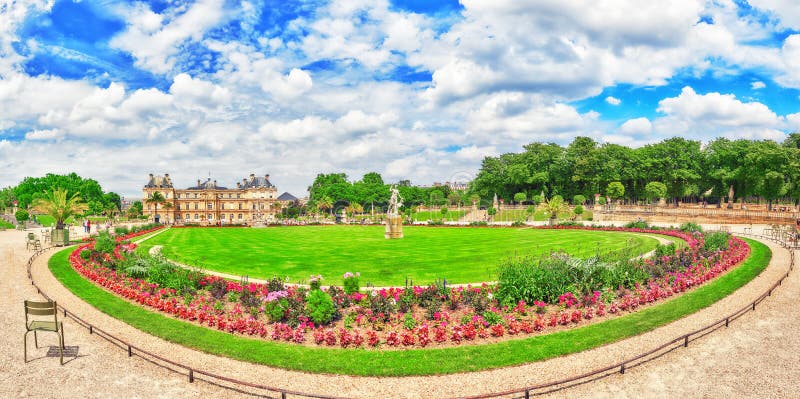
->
[2,225,798,398]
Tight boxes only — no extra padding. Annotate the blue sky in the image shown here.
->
[1,0,800,197]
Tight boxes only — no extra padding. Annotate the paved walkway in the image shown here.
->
[1,226,798,398]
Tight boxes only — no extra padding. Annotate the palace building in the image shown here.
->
[143,173,297,225]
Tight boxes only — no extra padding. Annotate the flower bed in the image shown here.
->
[68,227,750,349]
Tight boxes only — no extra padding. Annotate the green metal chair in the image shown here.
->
[24,300,65,365]
[26,233,41,250]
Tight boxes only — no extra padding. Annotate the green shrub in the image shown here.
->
[679,222,703,233]
[574,205,584,215]
[15,210,29,223]
[93,231,117,255]
[654,242,677,258]
[80,249,91,260]
[403,312,416,330]
[342,272,360,294]
[306,290,336,325]
[624,220,649,229]
[703,231,730,252]
[114,226,130,236]
[264,298,289,323]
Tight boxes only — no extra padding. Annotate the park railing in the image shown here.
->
[25,233,796,399]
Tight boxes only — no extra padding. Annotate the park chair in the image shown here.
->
[26,233,41,251]
[23,300,65,365]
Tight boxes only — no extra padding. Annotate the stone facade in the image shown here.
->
[143,173,292,225]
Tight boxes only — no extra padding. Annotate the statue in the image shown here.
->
[385,185,404,239]
[388,185,403,216]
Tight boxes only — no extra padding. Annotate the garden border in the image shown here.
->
[25,232,794,399]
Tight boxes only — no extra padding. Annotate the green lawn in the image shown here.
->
[0,219,14,229]
[48,238,770,376]
[410,210,467,221]
[137,226,658,286]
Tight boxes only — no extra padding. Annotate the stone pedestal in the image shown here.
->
[385,214,403,239]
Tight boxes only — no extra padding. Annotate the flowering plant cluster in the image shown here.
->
[70,227,749,349]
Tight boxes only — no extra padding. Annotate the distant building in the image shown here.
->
[428,181,469,191]
[142,173,297,225]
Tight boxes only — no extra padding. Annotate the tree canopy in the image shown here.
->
[470,136,800,206]
[3,173,121,216]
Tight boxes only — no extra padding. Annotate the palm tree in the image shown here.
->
[316,196,333,217]
[537,195,570,225]
[145,191,166,223]
[162,201,174,224]
[31,188,89,229]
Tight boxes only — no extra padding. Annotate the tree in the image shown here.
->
[514,192,527,204]
[440,206,448,220]
[130,201,143,218]
[448,192,462,206]
[606,182,625,203]
[316,196,333,216]
[644,182,667,204]
[162,201,174,223]
[145,191,166,222]
[572,194,586,205]
[31,188,89,229]
[15,209,29,223]
[429,189,444,207]
[468,194,480,206]
[761,171,787,210]
[487,206,497,220]
[537,195,569,225]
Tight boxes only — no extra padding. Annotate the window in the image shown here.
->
[176,193,180,199]
[238,203,242,210]
[229,213,234,220]
[238,213,242,219]
[228,194,232,198]
[207,203,212,210]
[237,193,241,199]
[194,203,198,210]
[260,204,264,210]
[194,193,198,198]
[208,214,213,220]
[194,214,198,220]
[252,204,256,210]
[221,203,225,210]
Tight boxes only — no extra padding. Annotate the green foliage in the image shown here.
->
[624,220,650,229]
[403,312,416,330]
[264,298,289,323]
[597,196,607,205]
[679,222,703,233]
[12,173,119,212]
[573,205,584,215]
[644,181,667,202]
[573,194,586,205]
[703,231,731,252]
[343,273,360,294]
[494,253,649,306]
[15,209,29,222]
[654,243,677,258]
[469,136,800,206]
[514,192,527,204]
[31,188,89,228]
[305,290,336,325]
[606,181,625,200]
[93,231,117,255]
[487,206,497,216]
[482,310,503,326]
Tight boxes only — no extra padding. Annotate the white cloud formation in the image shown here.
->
[605,96,621,105]
[110,0,227,74]
[619,117,652,135]
[751,81,766,89]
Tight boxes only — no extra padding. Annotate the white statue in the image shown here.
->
[388,185,403,216]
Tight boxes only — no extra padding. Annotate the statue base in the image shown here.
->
[385,215,404,239]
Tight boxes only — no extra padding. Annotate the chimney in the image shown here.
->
[250,173,255,180]
[165,173,169,178]
[237,182,241,188]
[149,173,154,179]
[197,179,201,186]
[213,180,217,187]
[265,174,270,180]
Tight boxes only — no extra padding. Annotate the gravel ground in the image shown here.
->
[1,225,797,399]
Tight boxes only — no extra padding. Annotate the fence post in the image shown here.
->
[620,363,625,374]
[189,369,194,383]
[725,318,729,327]
[524,389,530,399]
[128,345,132,357]
[89,325,93,334]
[684,335,689,347]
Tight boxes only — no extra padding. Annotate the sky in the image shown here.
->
[1,0,800,199]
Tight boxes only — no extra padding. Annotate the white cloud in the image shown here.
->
[605,96,621,105]
[619,117,652,135]
[110,0,227,74]
[751,81,766,89]
[748,0,800,30]
[652,86,787,140]
[25,128,62,140]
